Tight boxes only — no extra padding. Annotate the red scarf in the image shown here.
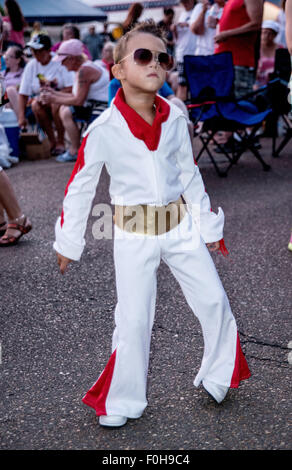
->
[114,87,170,151]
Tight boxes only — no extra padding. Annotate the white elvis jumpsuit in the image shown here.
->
[54,88,251,419]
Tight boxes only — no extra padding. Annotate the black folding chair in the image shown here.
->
[268,48,292,157]
[73,100,108,134]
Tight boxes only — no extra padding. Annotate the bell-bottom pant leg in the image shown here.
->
[82,225,161,418]
[160,213,250,389]
[82,214,250,417]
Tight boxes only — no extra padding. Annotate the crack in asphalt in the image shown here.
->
[153,326,290,353]
[151,326,291,366]
[239,330,290,351]
[246,355,289,367]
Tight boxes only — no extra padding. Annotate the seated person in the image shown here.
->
[0,166,32,247]
[95,41,115,81]
[3,45,26,118]
[18,34,74,155]
[40,39,109,162]
[255,20,282,88]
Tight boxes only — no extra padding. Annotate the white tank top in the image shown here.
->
[73,60,109,105]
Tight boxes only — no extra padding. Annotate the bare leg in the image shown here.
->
[6,86,19,117]
[0,200,6,224]
[0,170,31,241]
[31,98,56,149]
[215,131,232,144]
[0,170,22,220]
[176,84,187,101]
[59,105,80,155]
[167,70,178,94]
[51,104,65,150]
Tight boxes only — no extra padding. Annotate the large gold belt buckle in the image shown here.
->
[114,197,186,236]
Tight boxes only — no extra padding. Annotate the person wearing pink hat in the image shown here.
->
[40,39,109,162]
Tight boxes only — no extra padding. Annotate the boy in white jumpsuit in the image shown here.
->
[54,21,251,428]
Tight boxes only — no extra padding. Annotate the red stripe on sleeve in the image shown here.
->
[60,134,89,228]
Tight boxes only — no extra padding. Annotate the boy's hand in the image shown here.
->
[56,252,73,274]
[206,241,220,252]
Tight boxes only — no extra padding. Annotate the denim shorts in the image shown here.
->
[70,102,107,124]
[177,61,187,86]
[233,66,255,99]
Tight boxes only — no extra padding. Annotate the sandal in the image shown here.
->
[0,216,32,247]
[0,221,7,237]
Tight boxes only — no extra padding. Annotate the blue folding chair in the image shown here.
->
[184,52,272,176]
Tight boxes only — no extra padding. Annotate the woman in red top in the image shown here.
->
[3,0,27,49]
[213,0,263,149]
[215,0,263,98]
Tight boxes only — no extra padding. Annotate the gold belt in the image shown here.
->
[114,196,186,236]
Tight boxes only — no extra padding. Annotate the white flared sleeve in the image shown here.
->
[176,117,225,244]
[53,127,104,261]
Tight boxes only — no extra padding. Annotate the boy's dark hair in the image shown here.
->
[114,19,167,64]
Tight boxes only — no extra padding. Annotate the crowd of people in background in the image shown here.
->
[0,0,291,247]
[0,0,289,164]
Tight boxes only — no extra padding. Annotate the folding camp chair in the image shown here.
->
[73,100,108,135]
[267,48,292,157]
[184,52,272,176]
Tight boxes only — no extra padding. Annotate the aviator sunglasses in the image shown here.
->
[119,48,173,71]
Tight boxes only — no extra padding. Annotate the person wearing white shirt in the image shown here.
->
[172,0,197,100]
[54,22,250,428]
[0,15,32,248]
[275,0,287,48]
[190,0,225,56]
[18,34,74,155]
[40,39,109,163]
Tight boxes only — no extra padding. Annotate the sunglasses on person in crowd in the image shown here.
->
[118,48,173,71]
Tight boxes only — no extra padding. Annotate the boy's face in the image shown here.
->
[113,33,167,94]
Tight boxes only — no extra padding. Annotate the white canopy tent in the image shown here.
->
[15,0,107,25]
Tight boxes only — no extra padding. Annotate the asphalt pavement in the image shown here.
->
[0,136,291,451]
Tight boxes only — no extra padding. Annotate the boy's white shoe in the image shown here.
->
[99,415,127,427]
[203,379,229,404]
